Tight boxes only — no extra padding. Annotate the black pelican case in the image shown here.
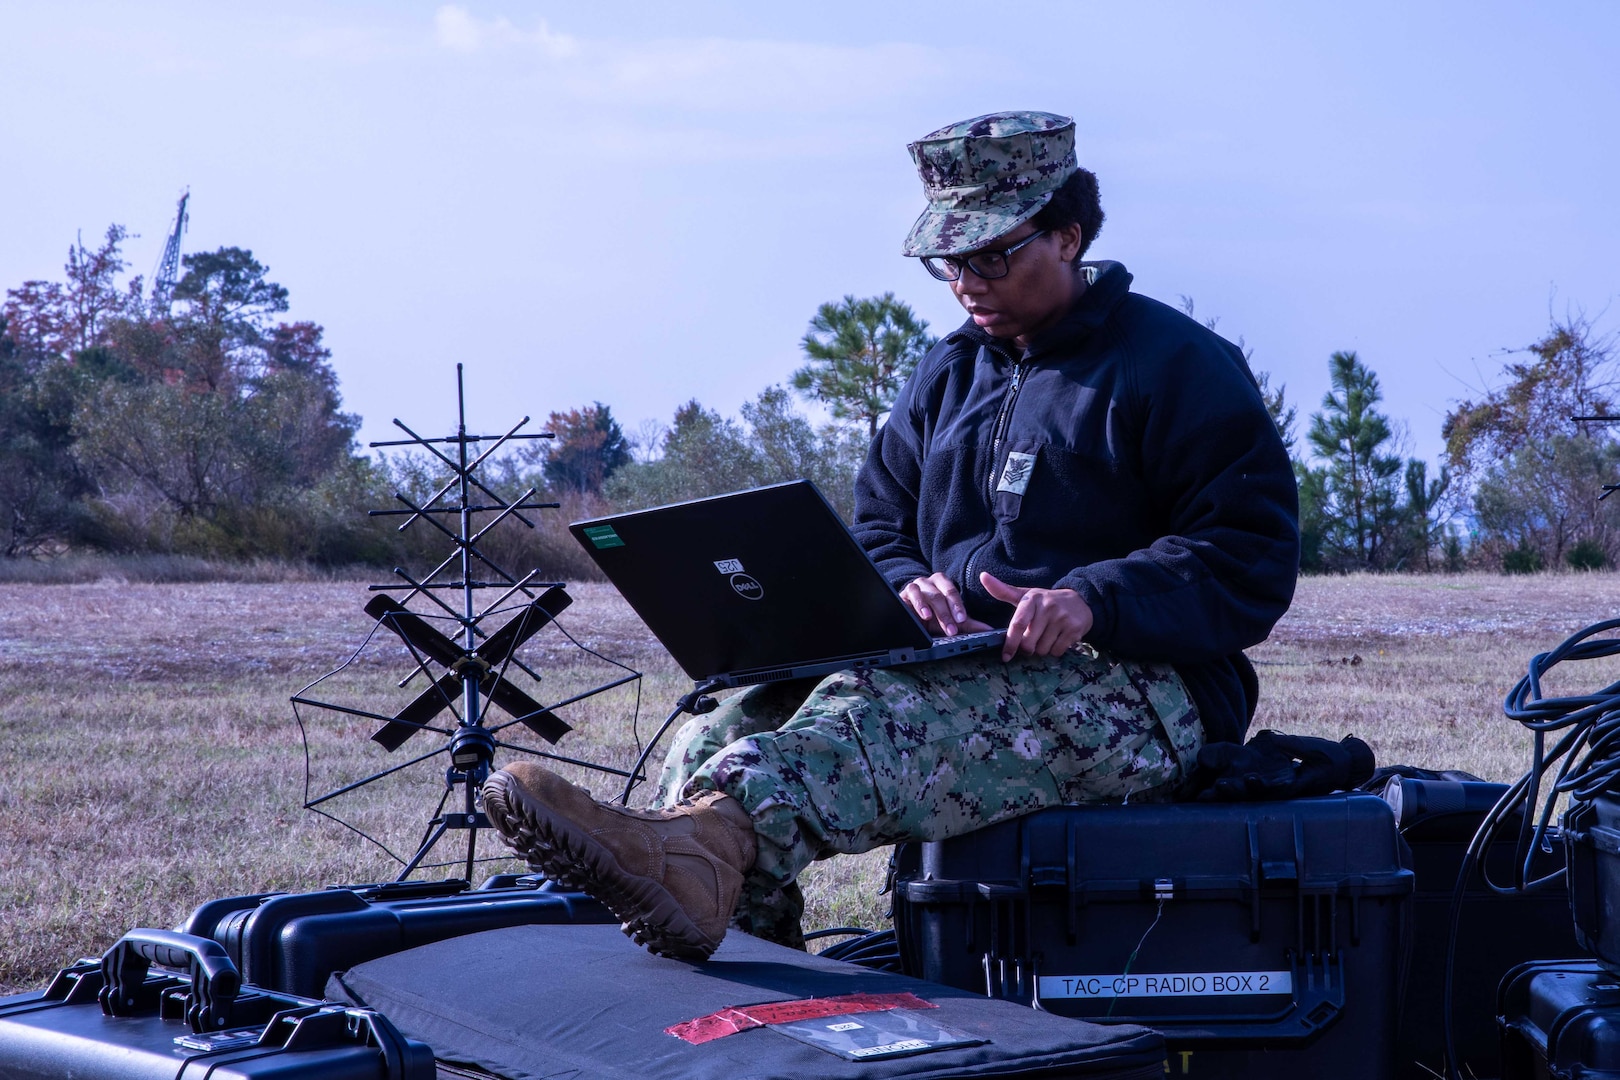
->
[1499,958,1620,1080]
[0,928,435,1079]
[1386,777,1585,1080]
[893,792,1414,1079]
[1564,793,1620,972]
[177,874,613,999]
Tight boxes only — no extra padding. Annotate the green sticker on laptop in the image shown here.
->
[583,524,625,549]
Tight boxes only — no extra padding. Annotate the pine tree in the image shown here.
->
[1401,459,1451,571]
[793,293,935,439]
[1307,351,1405,569]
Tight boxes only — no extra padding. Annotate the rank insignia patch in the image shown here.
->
[997,451,1037,495]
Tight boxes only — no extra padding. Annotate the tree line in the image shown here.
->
[0,226,384,563]
[1289,313,1620,573]
[3,222,1615,575]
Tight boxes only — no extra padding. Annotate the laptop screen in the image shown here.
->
[570,481,934,682]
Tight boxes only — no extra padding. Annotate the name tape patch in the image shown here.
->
[1039,971,1293,1000]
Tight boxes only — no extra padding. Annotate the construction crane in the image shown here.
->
[149,189,189,314]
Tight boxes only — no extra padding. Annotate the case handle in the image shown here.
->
[260,1005,426,1080]
[99,928,241,1032]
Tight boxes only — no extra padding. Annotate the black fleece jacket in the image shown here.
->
[851,261,1300,746]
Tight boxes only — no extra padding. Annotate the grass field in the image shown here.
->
[4,571,1620,993]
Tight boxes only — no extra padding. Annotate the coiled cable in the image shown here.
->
[1443,616,1620,1080]
[808,927,903,972]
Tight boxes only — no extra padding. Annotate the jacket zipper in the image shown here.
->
[986,360,1027,504]
[962,356,1027,594]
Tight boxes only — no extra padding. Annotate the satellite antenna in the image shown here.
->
[291,365,642,881]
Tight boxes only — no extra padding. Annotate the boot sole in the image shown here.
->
[481,772,718,961]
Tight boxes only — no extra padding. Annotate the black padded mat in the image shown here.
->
[327,923,1163,1080]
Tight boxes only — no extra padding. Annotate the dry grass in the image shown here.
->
[0,580,681,992]
[0,554,381,585]
[3,571,1620,993]
[1249,573,1620,781]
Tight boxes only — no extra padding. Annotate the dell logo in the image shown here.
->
[730,574,764,600]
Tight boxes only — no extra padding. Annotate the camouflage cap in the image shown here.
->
[902,111,1077,257]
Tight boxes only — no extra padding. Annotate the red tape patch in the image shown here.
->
[666,992,937,1045]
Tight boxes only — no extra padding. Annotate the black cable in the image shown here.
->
[803,926,873,943]
[1442,617,1620,1080]
[813,928,902,971]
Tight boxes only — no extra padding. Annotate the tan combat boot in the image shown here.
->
[481,762,757,961]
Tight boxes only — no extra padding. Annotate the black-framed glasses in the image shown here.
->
[919,229,1051,282]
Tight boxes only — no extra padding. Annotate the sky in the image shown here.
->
[3,1,1617,467]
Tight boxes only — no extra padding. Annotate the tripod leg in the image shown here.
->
[464,780,480,883]
[398,819,451,882]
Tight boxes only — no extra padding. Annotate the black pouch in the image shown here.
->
[1183,729,1376,801]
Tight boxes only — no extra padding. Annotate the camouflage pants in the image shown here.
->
[652,649,1203,948]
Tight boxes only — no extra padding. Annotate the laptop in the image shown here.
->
[569,481,1006,687]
